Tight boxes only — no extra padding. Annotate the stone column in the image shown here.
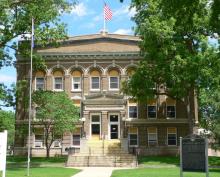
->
[46,74,52,90]
[120,111,126,138]
[83,75,89,95]
[64,74,71,96]
[83,111,90,139]
[101,111,108,140]
[102,75,108,92]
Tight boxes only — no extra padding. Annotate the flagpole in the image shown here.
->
[27,17,34,177]
[103,3,106,32]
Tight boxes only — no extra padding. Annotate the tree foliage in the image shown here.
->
[32,90,80,157]
[124,0,220,134]
[0,110,15,146]
[0,0,76,108]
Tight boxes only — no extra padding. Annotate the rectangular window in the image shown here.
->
[148,127,157,146]
[36,77,44,90]
[35,135,44,148]
[129,134,138,146]
[167,128,177,146]
[147,105,157,118]
[129,106,137,118]
[54,77,63,90]
[91,77,100,90]
[72,135,80,146]
[167,105,176,118]
[109,77,119,90]
[72,77,81,91]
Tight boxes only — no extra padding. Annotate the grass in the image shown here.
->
[5,167,80,177]
[138,156,220,167]
[7,156,67,167]
[111,168,220,177]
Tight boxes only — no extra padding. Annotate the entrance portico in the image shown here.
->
[82,93,126,140]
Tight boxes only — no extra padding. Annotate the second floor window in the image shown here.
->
[36,77,44,90]
[91,77,100,90]
[167,105,176,118]
[147,105,157,118]
[129,106,137,118]
[109,77,119,90]
[54,77,63,90]
[72,77,81,91]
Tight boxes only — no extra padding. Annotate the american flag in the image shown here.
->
[104,3,112,21]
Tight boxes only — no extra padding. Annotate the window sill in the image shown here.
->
[166,117,176,119]
[90,89,100,92]
[53,89,64,92]
[71,90,82,92]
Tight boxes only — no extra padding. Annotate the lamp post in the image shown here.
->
[80,117,86,138]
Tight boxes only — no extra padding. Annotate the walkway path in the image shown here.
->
[72,167,130,177]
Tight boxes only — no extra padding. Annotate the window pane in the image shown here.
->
[92,115,100,122]
[148,106,156,118]
[91,77,99,89]
[36,78,44,90]
[55,77,63,89]
[168,134,176,145]
[110,115,118,122]
[73,135,80,146]
[129,134,137,146]
[129,106,137,118]
[110,77,119,89]
[167,106,175,118]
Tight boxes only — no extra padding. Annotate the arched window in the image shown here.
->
[72,70,82,91]
[108,69,119,91]
[35,71,45,90]
[53,70,64,91]
[90,70,101,91]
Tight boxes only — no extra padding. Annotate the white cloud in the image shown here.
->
[93,15,102,22]
[114,5,136,18]
[113,29,132,35]
[0,75,16,83]
[70,3,87,17]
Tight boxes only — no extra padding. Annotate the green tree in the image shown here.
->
[200,87,220,150]
[0,0,76,107]
[32,90,80,158]
[0,110,15,146]
[124,0,220,134]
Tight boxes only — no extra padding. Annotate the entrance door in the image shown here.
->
[110,124,118,139]
[91,114,101,140]
[109,114,119,139]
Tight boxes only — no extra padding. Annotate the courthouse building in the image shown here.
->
[14,32,198,159]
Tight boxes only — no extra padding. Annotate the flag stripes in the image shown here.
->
[104,3,112,21]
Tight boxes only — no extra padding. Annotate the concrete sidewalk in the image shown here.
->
[72,167,130,177]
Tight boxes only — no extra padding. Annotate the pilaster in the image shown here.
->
[101,111,108,139]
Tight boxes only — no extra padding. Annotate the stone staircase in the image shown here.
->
[66,139,137,167]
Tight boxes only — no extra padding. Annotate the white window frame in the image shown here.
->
[53,139,61,148]
[90,113,101,139]
[90,76,100,91]
[128,128,138,147]
[72,76,81,92]
[147,127,158,146]
[128,105,138,118]
[34,134,44,148]
[109,76,119,91]
[108,113,120,140]
[147,105,157,119]
[166,105,176,119]
[167,128,177,146]
[53,76,63,91]
[35,77,45,90]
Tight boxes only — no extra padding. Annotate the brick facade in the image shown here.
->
[14,32,198,157]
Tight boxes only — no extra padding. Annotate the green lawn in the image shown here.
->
[7,156,67,167]
[138,156,220,167]
[111,168,220,177]
[4,167,80,177]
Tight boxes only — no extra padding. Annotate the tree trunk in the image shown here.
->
[186,94,194,135]
[46,147,50,158]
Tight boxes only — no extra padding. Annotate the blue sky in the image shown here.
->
[0,0,135,110]
[0,0,135,88]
